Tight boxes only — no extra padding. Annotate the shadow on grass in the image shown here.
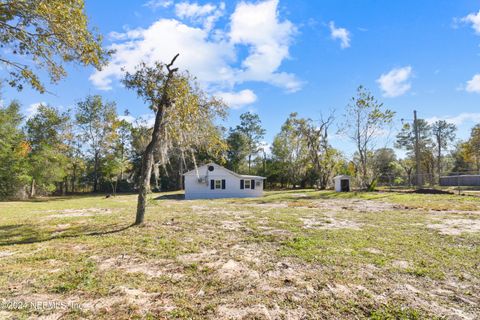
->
[154,194,185,201]
[0,222,134,246]
[2,192,141,203]
[253,190,394,203]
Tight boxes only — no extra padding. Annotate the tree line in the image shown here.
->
[1,0,480,218]
[2,83,479,200]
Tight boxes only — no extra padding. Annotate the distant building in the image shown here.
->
[183,163,266,200]
[333,175,351,192]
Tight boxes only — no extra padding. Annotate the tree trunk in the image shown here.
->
[136,152,154,225]
[437,136,442,184]
[437,150,441,184]
[135,54,179,225]
[93,151,99,193]
[110,180,118,197]
[30,179,35,198]
[178,158,184,190]
[72,164,77,193]
[64,178,68,195]
[153,163,160,191]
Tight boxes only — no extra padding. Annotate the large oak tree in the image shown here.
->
[123,55,226,225]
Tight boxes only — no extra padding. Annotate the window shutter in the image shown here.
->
[210,179,215,190]
[240,179,244,189]
[251,179,255,189]
[222,179,226,189]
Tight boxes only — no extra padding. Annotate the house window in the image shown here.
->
[244,180,251,189]
[215,180,222,189]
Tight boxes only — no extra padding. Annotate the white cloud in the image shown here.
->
[376,66,413,97]
[462,10,480,34]
[426,113,480,126]
[175,2,216,18]
[466,74,480,93]
[25,102,46,118]
[119,114,156,128]
[91,0,301,101]
[216,89,257,109]
[143,0,173,10]
[258,140,272,155]
[108,29,144,41]
[118,114,136,123]
[230,0,300,92]
[90,19,236,91]
[329,21,351,49]
[175,2,225,31]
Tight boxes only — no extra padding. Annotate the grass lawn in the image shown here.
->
[0,190,479,319]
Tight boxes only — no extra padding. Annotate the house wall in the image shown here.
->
[335,179,342,192]
[184,165,263,200]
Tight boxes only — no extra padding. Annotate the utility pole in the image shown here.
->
[263,148,266,176]
[413,110,422,188]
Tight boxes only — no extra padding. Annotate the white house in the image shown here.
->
[183,163,266,200]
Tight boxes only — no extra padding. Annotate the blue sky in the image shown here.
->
[3,0,480,157]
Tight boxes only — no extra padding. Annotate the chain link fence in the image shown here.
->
[370,171,480,195]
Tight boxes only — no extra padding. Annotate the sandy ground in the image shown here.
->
[1,195,479,319]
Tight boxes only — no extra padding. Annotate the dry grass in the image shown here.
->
[0,190,479,319]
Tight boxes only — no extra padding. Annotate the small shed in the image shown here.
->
[334,175,351,192]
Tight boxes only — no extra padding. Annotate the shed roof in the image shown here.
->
[333,175,351,180]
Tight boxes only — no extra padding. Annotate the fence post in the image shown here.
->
[457,172,460,195]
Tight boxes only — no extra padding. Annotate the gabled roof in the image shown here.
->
[183,162,266,179]
[333,175,351,180]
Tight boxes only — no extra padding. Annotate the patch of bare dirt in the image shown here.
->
[217,304,304,320]
[388,282,478,320]
[93,254,183,279]
[216,304,273,319]
[217,303,307,320]
[0,251,16,258]
[300,217,362,230]
[218,259,260,280]
[81,288,176,316]
[259,227,293,237]
[311,199,398,212]
[229,243,264,265]
[427,218,480,235]
[392,260,411,269]
[325,283,354,299]
[190,205,212,212]
[46,208,112,218]
[363,248,383,254]
[32,313,64,320]
[116,286,158,308]
[255,203,289,209]
[177,249,218,264]
[290,193,308,198]
[221,220,243,231]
